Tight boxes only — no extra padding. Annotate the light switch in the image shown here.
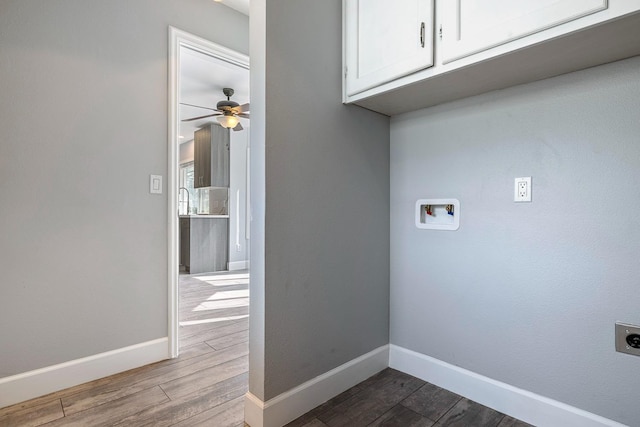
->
[150,175,162,194]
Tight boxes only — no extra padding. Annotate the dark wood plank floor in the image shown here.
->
[2,270,533,427]
[287,368,533,427]
[0,271,250,427]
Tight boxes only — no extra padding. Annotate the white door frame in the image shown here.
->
[167,27,250,358]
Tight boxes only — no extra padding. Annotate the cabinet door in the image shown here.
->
[210,124,230,187]
[194,125,212,188]
[345,0,434,96]
[179,218,190,272]
[441,0,608,63]
[194,128,201,187]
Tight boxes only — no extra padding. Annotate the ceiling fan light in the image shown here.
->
[217,115,239,129]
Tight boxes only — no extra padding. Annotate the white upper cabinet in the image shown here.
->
[344,0,434,96]
[441,0,608,63]
[342,0,640,115]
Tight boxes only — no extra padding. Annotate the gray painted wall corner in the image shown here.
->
[260,0,390,401]
[390,55,640,426]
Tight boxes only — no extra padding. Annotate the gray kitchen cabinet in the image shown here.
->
[194,123,230,188]
[179,218,190,272]
[179,217,228,274]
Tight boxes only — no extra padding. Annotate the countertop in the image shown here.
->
[179,215,229,219]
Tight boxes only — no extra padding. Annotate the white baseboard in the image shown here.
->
[0,338,169,409]
[228,260,249,271]
[389,345,626,427]
[244,344,389,427]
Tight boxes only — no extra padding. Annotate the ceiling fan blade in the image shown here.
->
[180,102,219,112]
[181,113,221,122]
[232,122,244,131]
[234,103,250,113]
[237,113,250,119]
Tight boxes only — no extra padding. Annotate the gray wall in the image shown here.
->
[0,0,248,377]
[179,140,194,165]
[390,56,640,425]
[252,0,391,400]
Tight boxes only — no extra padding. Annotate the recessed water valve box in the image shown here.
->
[415,199,460,230]
[615,322,640,357]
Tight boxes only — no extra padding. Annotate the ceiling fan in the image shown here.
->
[181,88,250,131]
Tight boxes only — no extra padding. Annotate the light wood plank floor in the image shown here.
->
[0,271,250,427]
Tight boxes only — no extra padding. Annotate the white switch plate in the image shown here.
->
[514,177,531,202]
[150,175,163,194]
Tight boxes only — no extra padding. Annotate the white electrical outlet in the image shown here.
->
[514,177,531,202]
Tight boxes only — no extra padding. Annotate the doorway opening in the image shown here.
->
[168,28,250,358]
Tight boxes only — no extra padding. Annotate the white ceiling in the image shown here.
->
[218,0,250,16]
[179,46,250,141]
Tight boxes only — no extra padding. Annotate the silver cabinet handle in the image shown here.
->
[420,22,425,48]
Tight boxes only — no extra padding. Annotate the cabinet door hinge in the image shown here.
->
[439,24,443,40]
[344,66,348,78]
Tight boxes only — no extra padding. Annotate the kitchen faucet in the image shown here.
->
[178,187,190,215]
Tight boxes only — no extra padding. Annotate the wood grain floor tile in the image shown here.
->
[43,386,169,427]
[159,354,248,400]
[318,410,358,427]
[178,317,246,334]
[400,382,461,422]
[497,415,534,427]
[206,329,249,350]
[164,341,217,365]
[1,358,165,415]
[180,285,248,304]
[368,405,434,427]
[301,418,331,427]
[180,318,248,347]
[180,287,247,302]
[179,306,249,324]
[190,297,249,311]
[317,369,425,427]
[436,398,505,427]
[61,343,248,415]
[112,373,248,427]
[290,370,531,427]
[0,398,64,427]
[170,395,245,427]
[284,409,322,427]
[287,370,391,427]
